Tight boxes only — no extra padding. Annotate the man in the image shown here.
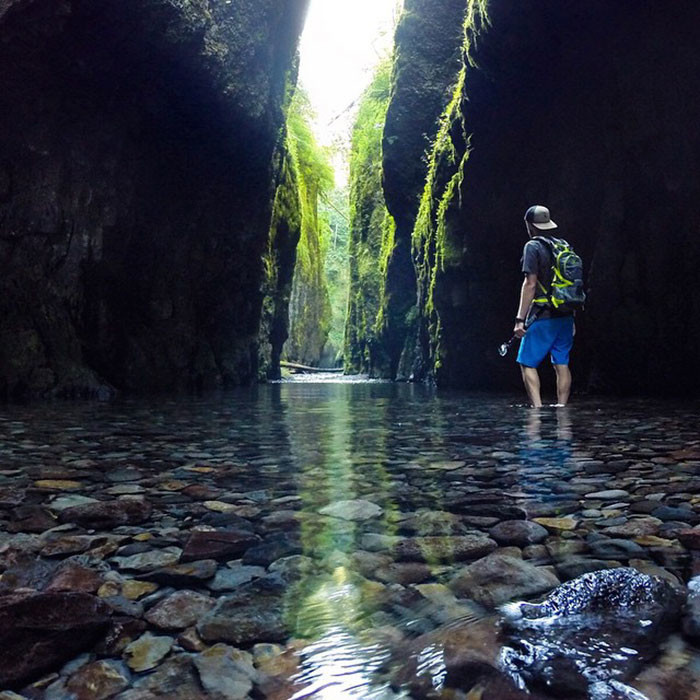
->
[514,205,575,407]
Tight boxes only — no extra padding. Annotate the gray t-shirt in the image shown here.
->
[521,237,573,321]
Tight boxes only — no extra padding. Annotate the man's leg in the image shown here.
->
[521,365,543,407]
[553,364,571,406]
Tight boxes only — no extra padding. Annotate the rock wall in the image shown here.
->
[389,0,700,395]
[0,0,308,397]
[344,60,392,375]
[378,0,468,379]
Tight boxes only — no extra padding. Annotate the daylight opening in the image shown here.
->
[280,0,401,373]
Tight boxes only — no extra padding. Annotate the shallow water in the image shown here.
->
[0,380,699,698]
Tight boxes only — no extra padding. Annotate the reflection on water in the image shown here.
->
[0,382,698,698]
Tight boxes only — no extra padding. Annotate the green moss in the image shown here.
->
[343,58,394,374]
[284,88,335,366]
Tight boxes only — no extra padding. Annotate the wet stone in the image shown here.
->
[450,553,559,607]
[652,505,700,524]
[489,520,549,546]
[111,546,182,573]
[58,499,152,529]
[0,592,111,688]
[602,517,663,538]
[45,562,104,593]
[181,530,260,562]
[318,499,383,521]
[123,632,173,672]
[393,534,498,563]
[197,584,287,646]
[242,535,303,567]
[589,538,646,560]
[585,489,630,500]
[65,659,131,700]
[144,590,216,630]
[193,644,255,699]
[207,563,266,592]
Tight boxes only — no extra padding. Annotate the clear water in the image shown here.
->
[0,379,698,698]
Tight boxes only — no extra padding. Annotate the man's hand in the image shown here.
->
[514,321,526,338]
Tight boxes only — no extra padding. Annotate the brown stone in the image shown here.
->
[45,563,104,593]
[180,530,260,562]
[0,592,111,687]
[393,534,497,563]
[145,590,216,630]
[58,499,152,528]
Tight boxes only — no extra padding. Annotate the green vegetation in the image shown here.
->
[343,58,394,374]
[283,88,336,366]
[320,187,350,363]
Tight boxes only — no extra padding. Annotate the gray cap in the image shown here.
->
[525,205,558,230]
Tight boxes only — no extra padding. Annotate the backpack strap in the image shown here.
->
[532,237,556,303]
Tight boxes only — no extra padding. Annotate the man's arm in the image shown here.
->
[514,273,538,338]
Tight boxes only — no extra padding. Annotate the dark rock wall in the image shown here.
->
[391,0,700,395]
[0,0,308,397]
[258,148,302,381]
[378,0,467,378]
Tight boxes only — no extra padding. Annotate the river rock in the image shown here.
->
[111,546,182,573]
[0,592,111,687]
[319,499,383,521]
[197,583,286,645]
[678,527,700,550]
[450,554,559,607]
[181,530,260,562]
[145,590,216,630]
[242,535,303,567]
[393,534,497,563]
[489,520,548,546]
[585,489,630,500]
[139,559,217,587]
[48,495,100,511]
[129,654,202,697]
[193,644,256,699]
[207,563,266,592]
[391,616,501,697]
[602,517,662,538]
[45,562,104,593]
[375,562,433,585]
[58,499,152,528]
[652,505,700,524]
[65,659,130,700]
[123,632,173,672]
[589,538,645,560]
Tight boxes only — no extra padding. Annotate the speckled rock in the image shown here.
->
[144,591,216,631]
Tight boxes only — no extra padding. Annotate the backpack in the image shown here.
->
[533,236,586,310]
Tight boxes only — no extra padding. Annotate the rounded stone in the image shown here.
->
[489,520,549,546]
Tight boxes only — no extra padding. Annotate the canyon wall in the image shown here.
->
[0,0,308,397]
[383,0,700,395]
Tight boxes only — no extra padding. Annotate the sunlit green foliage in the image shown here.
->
[285,88,336,365]
[320,187,350,363]
[343,58,394,374]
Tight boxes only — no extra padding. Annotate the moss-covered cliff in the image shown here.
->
[284,91,334,367]
[343,59,393,375]
[386,0,700,395]
[377,0,469,379]
[0,0,308,397]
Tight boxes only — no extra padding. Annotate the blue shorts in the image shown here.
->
[517,316,574,368]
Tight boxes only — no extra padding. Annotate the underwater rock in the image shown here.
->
[0,592,111,688]
[58,499,152,529]
[500,568,685,697]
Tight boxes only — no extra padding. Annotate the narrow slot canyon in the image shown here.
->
[1,2,700,699]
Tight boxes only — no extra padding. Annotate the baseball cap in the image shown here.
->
[524,205,558,230]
